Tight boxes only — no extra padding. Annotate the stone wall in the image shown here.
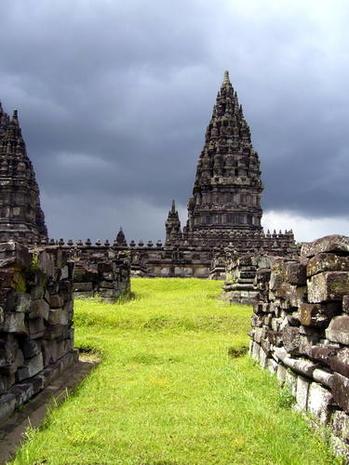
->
[250,235,349,458]
[70,245,130,301]
[222,244,300,303]
[0,242,77,424]
[22,240,131,302]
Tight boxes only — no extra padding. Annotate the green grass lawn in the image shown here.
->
[10,278,341,465]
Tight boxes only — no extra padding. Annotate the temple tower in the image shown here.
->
[0,104,48,243]
[185,71,263,246]
[165,200,182,245]
[115,227,127,247]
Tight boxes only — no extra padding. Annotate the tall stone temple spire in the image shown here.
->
[0,104,48,243]
[184,71,263,246]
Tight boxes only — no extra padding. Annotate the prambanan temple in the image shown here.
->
[3,73,349,458]
[0,71,297,279]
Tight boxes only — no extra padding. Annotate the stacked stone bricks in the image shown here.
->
[223,255,259,304]
[70,241,130,302]
[250,235,349,457]
[0,241,77,423]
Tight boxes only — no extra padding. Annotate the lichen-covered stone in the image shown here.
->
[285,261,307,285]
[0,242,76,421]
[282,325,302,355]
[307,253,349,278]
[343,295,349,314]
[285,369,297,396]
[307,345,339,367]
[331,410,349,442]
[3,312,27,334]
[332,373,349,412]
[296,376,310,411]
[301,235,349,258]
[308,272,349,303]
[29,299,50,320]
[307,382,332,424]
[0,392,16,423]
[249,238,349,456]
[329,348,349,378]
[326,315,349,345]
[299,303,338,328]
[16,352,44,381]
[276,363,287,384]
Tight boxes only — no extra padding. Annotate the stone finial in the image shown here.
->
[12,109,18,120]
[171,199,176,213]
[223,70,230,85]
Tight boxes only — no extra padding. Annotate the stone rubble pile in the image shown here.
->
[250,235,349,458]
[0,242,77,424]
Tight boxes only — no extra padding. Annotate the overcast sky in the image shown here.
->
[1,0,348,242]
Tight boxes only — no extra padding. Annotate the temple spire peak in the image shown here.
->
[171,199,176,213]
[222,70,231,86]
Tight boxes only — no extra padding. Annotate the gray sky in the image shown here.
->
[1,0,349,242]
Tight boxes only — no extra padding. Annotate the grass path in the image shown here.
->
[11,279,341,465]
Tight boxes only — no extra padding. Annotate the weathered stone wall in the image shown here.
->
[250,235,349,458]
[222,243,300,303]
[23,230,296,281]
[70,245,130,301]
[0,242,77,424]
[129,229,297,280]
[130,245,212,278]
[23,240,131,302]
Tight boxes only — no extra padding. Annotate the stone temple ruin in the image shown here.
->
[0,106,47,243]
[0,72,297,281]
[126,71,297,278]
[1,72,349,459]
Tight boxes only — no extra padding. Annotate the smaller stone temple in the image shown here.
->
[0,104,47,243]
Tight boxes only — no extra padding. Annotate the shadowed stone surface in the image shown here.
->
[0,104,47,244]
[0,242,77,424]
[249,235,349,456]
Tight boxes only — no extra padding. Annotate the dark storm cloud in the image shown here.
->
[0,0,349,240]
